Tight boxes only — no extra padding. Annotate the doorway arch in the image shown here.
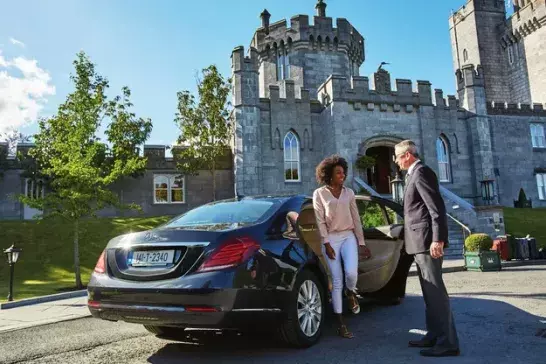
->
[357,135,404,195]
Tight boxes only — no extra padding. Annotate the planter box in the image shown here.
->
[464,250,502,272]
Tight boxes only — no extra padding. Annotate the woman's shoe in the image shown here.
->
[337,324,354,339]
[346,289,361,314]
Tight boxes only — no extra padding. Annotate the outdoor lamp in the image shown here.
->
[391,172,404,204]
[480,179,495,204]
[4,244,22,302]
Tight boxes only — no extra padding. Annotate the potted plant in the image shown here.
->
[355,154,376,171]
[463,233,502,272]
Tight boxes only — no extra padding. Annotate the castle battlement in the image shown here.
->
[456,64,485,89]
[268,80,310,104]
[487,101,546,115]
[231,46,259,73]
[250,11,364,66]
[316,71,460,111]
[503,1,546,46]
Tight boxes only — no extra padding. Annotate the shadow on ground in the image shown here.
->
[146,295,546,364]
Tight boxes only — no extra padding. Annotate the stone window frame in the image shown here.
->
[283,131,301,183]
[530,123,546,148]
[536,173,546,200]
[507,45,514,65]
[436,136,451,183]
[24,178,45,200]
[276,44,290,81]
[153,174,186,204]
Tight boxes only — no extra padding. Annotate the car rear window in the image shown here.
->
[163,200,276,229]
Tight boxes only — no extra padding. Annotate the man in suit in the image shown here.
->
[394,140,460,357]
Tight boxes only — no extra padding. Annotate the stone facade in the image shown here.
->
[450,0,546,104]
[0,144,234,220]
[231,1,546,255]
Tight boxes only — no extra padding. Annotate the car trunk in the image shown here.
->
[106,228,225,282]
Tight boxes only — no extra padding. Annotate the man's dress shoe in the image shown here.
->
[408,339,435,348]
[420,347,461,357]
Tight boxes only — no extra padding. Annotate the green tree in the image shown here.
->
[174,65,231,201]
[18,51,152,288]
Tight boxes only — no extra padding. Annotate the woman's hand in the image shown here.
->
[358,245,372,260]
[325,243,336,260]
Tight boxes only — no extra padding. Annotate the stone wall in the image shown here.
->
[488,110,546,207]
[0,144,235,220]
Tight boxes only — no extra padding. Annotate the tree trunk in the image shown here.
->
[74,219,82,289]
[212,160,216,201]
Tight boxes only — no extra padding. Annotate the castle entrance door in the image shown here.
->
[365,146,399,195]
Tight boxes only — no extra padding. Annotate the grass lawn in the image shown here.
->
[0,215,173,303]
[503,207,546,249]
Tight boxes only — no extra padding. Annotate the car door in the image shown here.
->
[354,196,405,293]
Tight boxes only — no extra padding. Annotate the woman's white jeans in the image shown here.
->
[321,230,359,314]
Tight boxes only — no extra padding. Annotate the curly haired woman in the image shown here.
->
[312,154,372,339]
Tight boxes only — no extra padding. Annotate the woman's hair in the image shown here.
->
[315,154,349,185]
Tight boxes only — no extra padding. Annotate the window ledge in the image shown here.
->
[532,147,546,152]
[153,202,186,205]
[285,180,302,184]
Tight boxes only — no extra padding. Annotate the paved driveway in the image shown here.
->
[1,263,545,364]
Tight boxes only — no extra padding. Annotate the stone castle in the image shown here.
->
[1,0,545,256]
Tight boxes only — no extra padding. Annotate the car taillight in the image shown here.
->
[94,250,107,274]
[197,236,260,273]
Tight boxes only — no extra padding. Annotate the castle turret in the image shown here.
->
[231,46,262,196]
[449,0,511,104]
[250,1,365,99]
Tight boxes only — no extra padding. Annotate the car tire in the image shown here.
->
[278,269,325,348]
[143,325,186,338]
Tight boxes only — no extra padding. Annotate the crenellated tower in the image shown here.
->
[251,0,365,99]
[449,0,511,104]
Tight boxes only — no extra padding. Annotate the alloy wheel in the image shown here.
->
[297,279,322,337]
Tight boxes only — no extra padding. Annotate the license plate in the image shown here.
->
[130,250,175,267]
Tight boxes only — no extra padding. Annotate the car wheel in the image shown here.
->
[278,269,325,348]
[143,325,186,338]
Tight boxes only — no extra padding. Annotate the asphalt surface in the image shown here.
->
[1,263,545,364]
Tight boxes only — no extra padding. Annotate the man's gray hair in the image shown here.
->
[395,140,420,158]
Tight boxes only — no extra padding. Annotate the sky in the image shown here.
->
[0,0,515,150]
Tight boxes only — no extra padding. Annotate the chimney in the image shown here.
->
[315,0,327,17]
[260,9,271,34]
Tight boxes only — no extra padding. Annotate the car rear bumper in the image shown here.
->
[88,301,284,329]
[87,281,289,329]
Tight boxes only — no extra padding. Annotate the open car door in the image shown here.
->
[354,195,405,293]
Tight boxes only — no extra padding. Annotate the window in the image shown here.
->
[25,178,45,199]
[463,49,468,62]
[531,123,546,148]
[163,200,276,230]
[276,46,290,80]
[508,45,514,65]
[436,137,451,182]
[153,174,185,204]
[284,131,300,182]
[537,174,546,200]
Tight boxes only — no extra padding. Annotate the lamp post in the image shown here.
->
[391,172,404,204]
[4,245,22,302]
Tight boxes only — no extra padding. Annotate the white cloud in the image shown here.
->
[9,37,25,48]
[0,49,55,133]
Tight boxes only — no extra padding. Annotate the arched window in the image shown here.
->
[153,174,185,203]
[284,131,300,182]
[436,137,451,182]
[276,43,290,80]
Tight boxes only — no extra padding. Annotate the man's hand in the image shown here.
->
[430,241,444,259]
[325,243,336,260]
[358,245,372,260]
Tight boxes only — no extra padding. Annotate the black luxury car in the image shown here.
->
[87,194,414,348]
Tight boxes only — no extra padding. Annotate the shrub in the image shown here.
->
[355,155,376,170]
[464,233,493,252]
